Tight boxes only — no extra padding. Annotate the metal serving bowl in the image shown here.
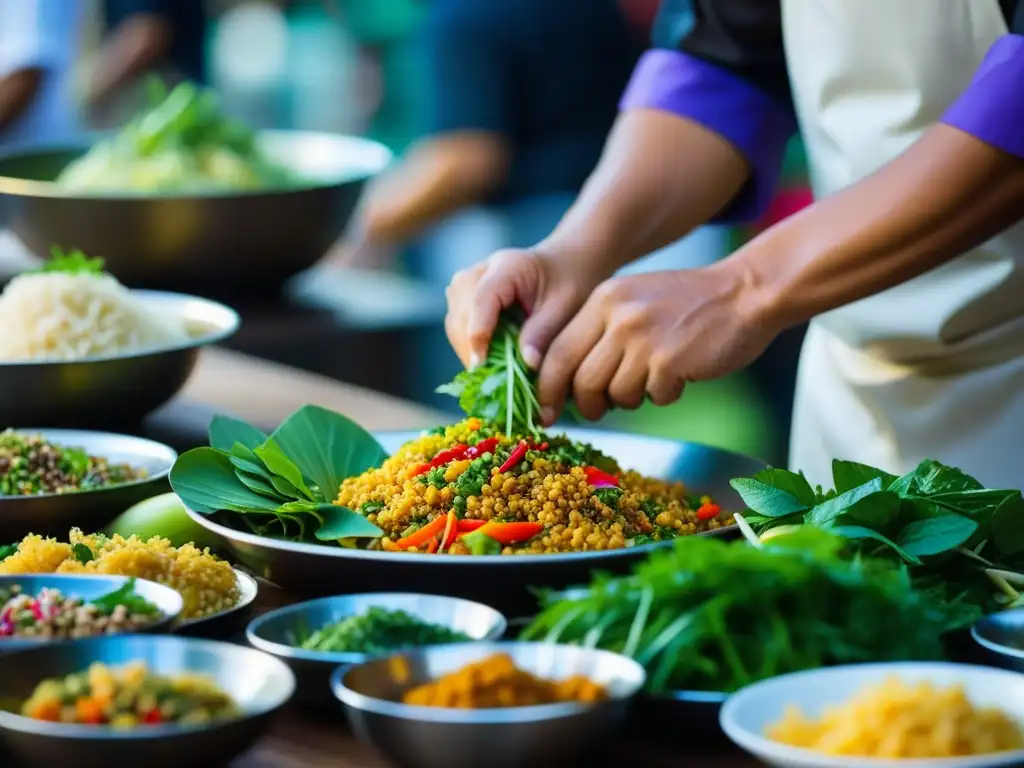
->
[971,608,1024,672]
[247,593,507,704]
[184,429,767,617]
[0,634,295,768]
[0,574,183,652]
[0,291,238,428]
[176,567,259,639]
[0,131,392,293]
[0,430,177,540]
[332,641,646,768]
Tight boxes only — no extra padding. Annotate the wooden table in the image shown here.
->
[179,350,758,767]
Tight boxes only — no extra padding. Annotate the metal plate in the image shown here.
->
[0,292,238,429]
[185,429,767,617]
[0,429,178,539]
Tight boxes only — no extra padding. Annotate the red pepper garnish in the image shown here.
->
[498,441,529,473]
[696,503,721,521]
[471,521,544,545]
[426,537,440,554]
[395,515,449,550]
[584,466,620,488]
[457,519,488,532]
[409,463,431,478]
[430,444,469,468]
[437,510,459,553]
[465,437,499,459]
[529,441,549,451]
[29,600,44,622]
[142,708,164,724]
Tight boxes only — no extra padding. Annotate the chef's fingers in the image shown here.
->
[646,362,687,407]
[445,263,489,368]
[538,302,605,424]
[571,337,624,422]
[607,346,651,410]
[463,250,537,367]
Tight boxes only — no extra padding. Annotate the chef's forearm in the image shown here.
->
[728,124,1024,330]
[0,68,42,131]
[537,109,750,278]
[358,134,509,246]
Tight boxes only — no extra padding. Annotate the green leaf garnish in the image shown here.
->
[170,447,282,514]
[209,415,267,453]
[71,543,94,564]
[91,578,159,616]
[462,531,502,556]
[36,246,105,276]
[314,505,384,541]
[0,543,17,562]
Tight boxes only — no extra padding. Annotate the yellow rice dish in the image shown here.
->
[0,529,239,620]
[767,676,1024,758]
[335,418,731,555]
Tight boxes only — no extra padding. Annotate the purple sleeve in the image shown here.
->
[619,49,798,223]
[942,34,1024,158]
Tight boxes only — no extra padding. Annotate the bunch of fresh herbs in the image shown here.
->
[169,405,388,544]
[522,528,948,694]
[731,458,1024,623]
[436,312,542,437]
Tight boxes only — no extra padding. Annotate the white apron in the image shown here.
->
[782,0,1024,489]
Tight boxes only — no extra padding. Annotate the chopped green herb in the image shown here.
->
[71,543,94,564]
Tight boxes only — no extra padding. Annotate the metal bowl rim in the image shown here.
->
[0,290,239,368]
[652,689,728,704]
[246,592,508,665]
[176,567,259,630]
[331,641,646,725]
[0,429,176,501]
[0,573,184,642]
[970,609,1024,661]
[0,130,392,200]
[0,634,296,739]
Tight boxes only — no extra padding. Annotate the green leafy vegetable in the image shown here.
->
[522,529,948,694]
[735,457,1024,619]
[169,407,387,545]
[0,543,16,562]
[90,578,159,616]
[462,531,502,556]
[71,543,94,564]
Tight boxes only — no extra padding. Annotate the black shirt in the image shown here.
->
[424,0,645,202]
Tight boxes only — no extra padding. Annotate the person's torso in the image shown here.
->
[781,0,1024,369]
[498,0,646,199]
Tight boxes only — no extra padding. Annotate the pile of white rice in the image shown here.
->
[0,271,190,361]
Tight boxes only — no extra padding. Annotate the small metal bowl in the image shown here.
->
[247,592,507,705]
[0,291,239,429]
[332,641,646,768]
[971,608,1024,671]
[0,634,295,768]
[0,430,177,540]
[177,568,259,639]
[0,574,183,652]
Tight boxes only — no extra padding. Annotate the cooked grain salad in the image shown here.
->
[0,529,239,619]
[336,418,730,556]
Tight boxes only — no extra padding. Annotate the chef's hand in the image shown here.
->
[537,264,778,424]
[445,248,602,370]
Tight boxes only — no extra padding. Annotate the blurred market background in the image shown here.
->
[0,0,812,465]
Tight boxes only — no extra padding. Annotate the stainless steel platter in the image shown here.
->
[0,634,295,767]
[0,292,239,428]
[0,574,183,652]
[184,429,767,617]
[0,130,392,293]
[0,430,177,539]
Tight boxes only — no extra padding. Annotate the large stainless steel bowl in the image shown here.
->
[247,593,507,704]
[0,290,238,428]
[0,634,295,767]
[333,641,646,768]
[184,429,767,617]
[0,131,392,292]
[0,574,184,652]
[0,429,176,540]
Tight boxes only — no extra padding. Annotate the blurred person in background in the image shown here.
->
[445,0,1024,488]
[0,0,85,147]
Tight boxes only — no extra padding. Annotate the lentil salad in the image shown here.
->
[0,430,146,496]
[336,418,730,555]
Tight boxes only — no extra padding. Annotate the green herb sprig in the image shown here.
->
[170,405,389,544]
[731,458,1024,621]
[91,578,160,616]
[35,246,105,276]
[522,528,948,694]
